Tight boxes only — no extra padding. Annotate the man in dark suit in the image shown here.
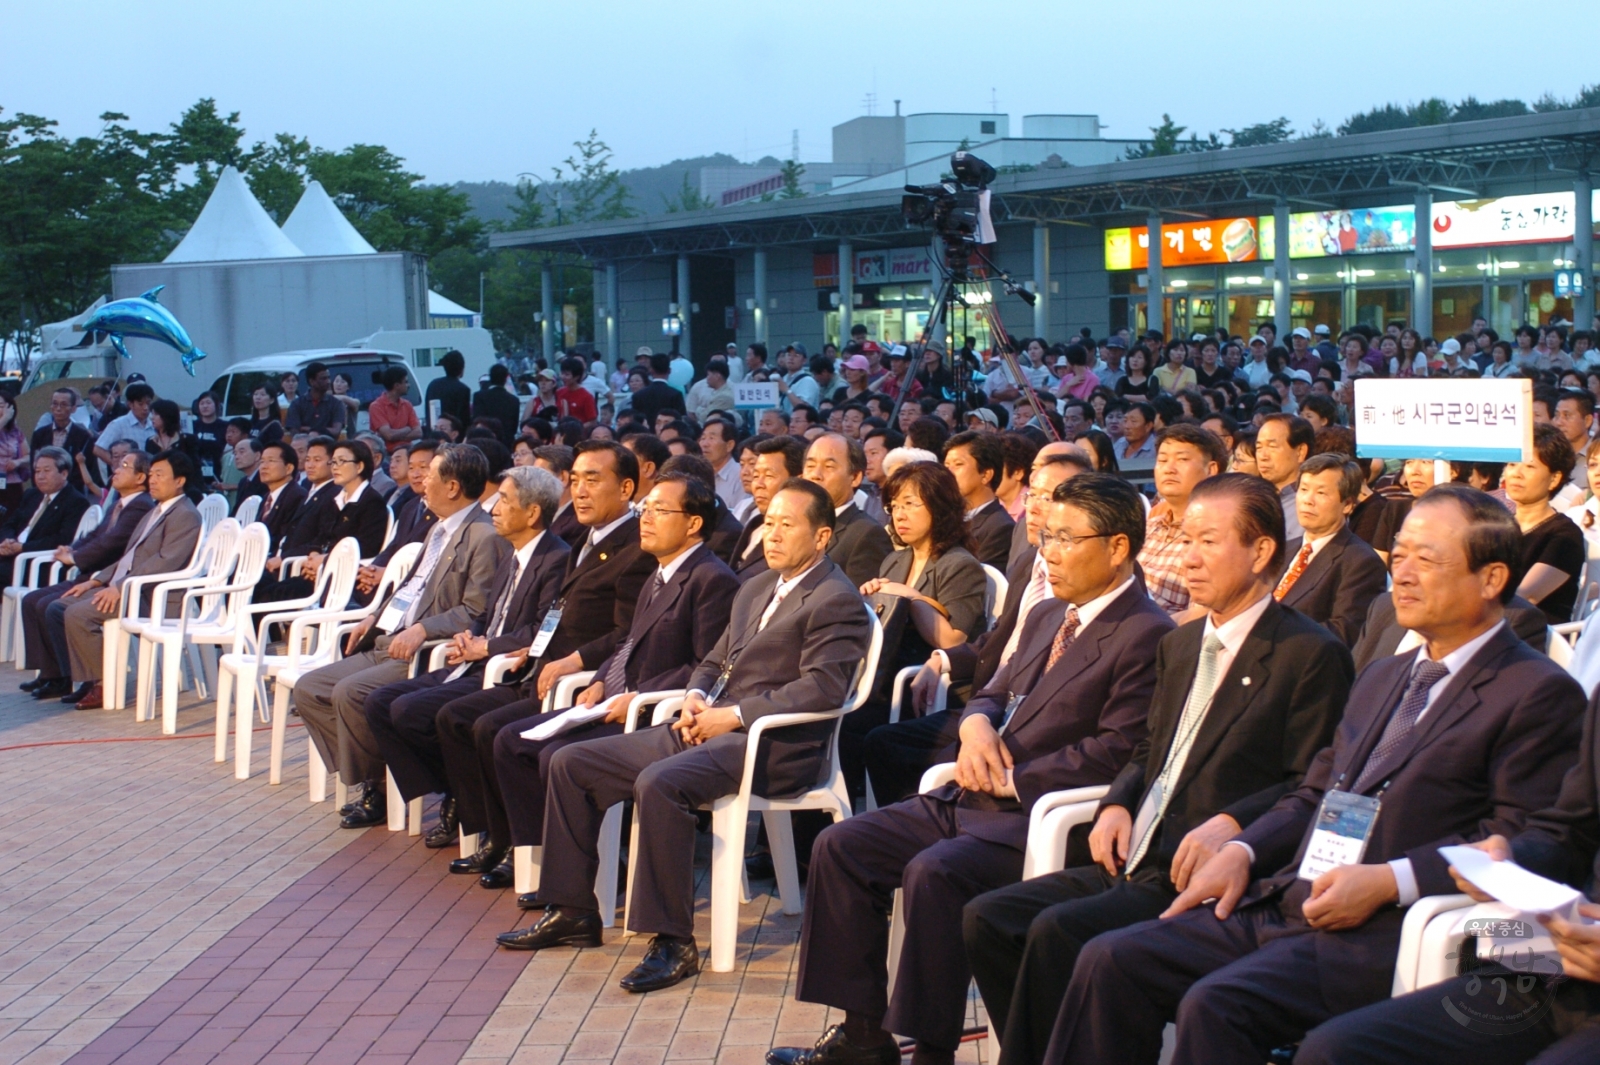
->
[1044,485,1586,1065]
[1352,588,1549,672]
[355,440,440,602]
[629,353,687,429]
[471,364,522,447]
[436,441,655,885]
[510,478,871,995]
[657,454,743,566]
[251,443,306,553]
[294,444,510,828]
[492,472,739,916]
[963,473,1354,1065]
[729,437,806,584]
[21,451,153,700]
[1274,454,1388,646]
[30,390,95,491]
[773,474,1171,1065]
[59,451,203,709]
[863,450,1090,807]
[945,430,1016,570]
[805,433,893,589]
[532,445,585,549]
[0,448,89,589]
[365,465,568,846]
[1295,687,1600,1065]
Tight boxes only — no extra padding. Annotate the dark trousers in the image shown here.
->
[795,794,1024,1052]
[542,723,748,939]
[23,581,75,677]
[1296,969,1600,1065]
[839,699,891,801]
[1045,901,1365,1065]
[492,711,625,847]
[435,684,530,845]
[864,709,963,806]
[365,669,482,802]
[964,861,1174,1065]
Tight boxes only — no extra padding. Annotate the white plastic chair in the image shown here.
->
[198,493,229,532]
[2,504,100,665]
[980,564,1008,629]
[103,521,213,712]
[211,537,363,786]
[506,666,599,894]
[121,519,243,733]
[1549,623,1582,674]
[1391,894,1475,996]
[383,639,460,836]
[233,494,262,524]
[623,606,883,972]
[259,541,421,794]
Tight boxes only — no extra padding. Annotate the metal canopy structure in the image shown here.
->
[490,108,1600,261]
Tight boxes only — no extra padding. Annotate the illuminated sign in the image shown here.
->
[1104,217,1261,269]
[1431,192,1578,249]
[814,246,937,287]
[1289,206,1416,257]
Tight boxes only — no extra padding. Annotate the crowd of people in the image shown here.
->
[9,311,1600,1065]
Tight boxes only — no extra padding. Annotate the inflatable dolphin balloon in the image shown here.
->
[72,286,207,376]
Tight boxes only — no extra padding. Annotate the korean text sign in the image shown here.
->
[1354,378,1533,463]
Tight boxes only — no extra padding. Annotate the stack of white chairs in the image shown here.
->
[0,503,101,665]
[197,493,230,530]
[128,523,270,741]
[211,537,364,784]
[233,494,262,524]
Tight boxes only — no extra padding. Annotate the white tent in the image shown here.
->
[281,180,377,256]
[165,166,304,263]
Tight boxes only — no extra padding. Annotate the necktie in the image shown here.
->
[18,494,53,543]
[108,505,167,585]
[395,523,450,630]
[1274,542,1315,601]
[758,574,801,632]
[1127,632,1226,872]
[1044,606,1082,672]
[259,492,274,522]
[1352,658,1451,792]
[446,552,525,682]
[1000,556,1053,666]
[604,573,664,695]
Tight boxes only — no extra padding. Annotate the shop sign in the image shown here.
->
[1354,378,1532,463]
[733,382,781,410]
[814,247,938,287]
[1555,269,1586,299]
[1431,191,1577,249]
[1104,217,1262,269]
[1288,205,1416,257]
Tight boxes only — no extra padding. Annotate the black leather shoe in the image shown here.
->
[423,797,461,849]
[339,783,387,828]
[766,1025,901,1065]
[516,891,541,911]
[19,677,44,692]
[495,906,602,950]
[479,855,514,889]
[30,679,72,700]
[619,935,700,993]
[62,682,94,704]
[450,841,504,875]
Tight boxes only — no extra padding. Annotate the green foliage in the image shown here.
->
[549,130,636,224]
[778,158,807,199]
[1449,97,1530,122]
[1222,117,1294,147]
[662,172,715,213]
[1125,114,1222,159]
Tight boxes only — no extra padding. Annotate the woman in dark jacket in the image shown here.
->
[312,439,390,558]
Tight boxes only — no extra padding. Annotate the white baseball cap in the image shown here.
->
[1291,327,1312,340]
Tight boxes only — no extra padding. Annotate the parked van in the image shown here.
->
[205,349,421,433]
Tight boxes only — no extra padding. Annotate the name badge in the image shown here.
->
[706,662,735,703]
[377,590,416,633]
[997,692,1024,732]
[1298,790,1381,881]
[528,607,563,658]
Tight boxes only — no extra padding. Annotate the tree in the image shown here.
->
[1223,117,1293,147]
[549,130,634,224]
[778,158,807,199]
[246,133,312,222]
[1125,114,1221,158]
[305,143,483,259]
[662,173,715,213]
[503,178,546,231]
[1449,97,1529,123]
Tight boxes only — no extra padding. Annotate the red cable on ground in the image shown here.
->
[0,721,301,754]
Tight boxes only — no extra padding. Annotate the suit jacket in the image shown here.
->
[93,496,204,611]
[1512,686,1600,900]
[1352,591,1548,674]
[310,485,389,557]
[375,492,436,567]
[827,503,893,590]
[946,545,1037,695]
[966,498,1016,571]
[730,512,770,584]
[1278,525,1389,646]
[1101,600,1354,875]
[512,515,656,692]
[471,387,522,445]
[233,471,268,516]
[687,557,872,797]
[630,380,686,427]
[707,501,746,567]
[550,501,585,550]
[1234,623,1584,1012]
[592,543,739,695]
[30,423,95,489]
[355,506,509,654]
[69,491,154,575]
[0,486,90,553]
[942,582,1174,848]
[280,481,340,556]
[473,529,571,659]
[255,482,307,554]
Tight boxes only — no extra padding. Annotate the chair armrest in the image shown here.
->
[118,563,203,621]
[12,550,57,589]
[888,665,947,725]
[483,652,522,687]
[548,670,597,712]
[147,574,218,625]
[1392,894,1475,996]
[918,763,958,793]
[409,638,450,679]
[281,554,310,577]
[626,690,689,733]
[648,696,688,728]
[428,642,453,671]
[1021,785,1111,880]
[740,708,850,797]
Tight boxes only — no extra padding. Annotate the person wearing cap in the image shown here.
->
[1435,337,1469,375]
[838,354,874,404]
[1099,335,1127,379]
[1285,327,1319,375]
[878,348,921,404]
[777,344,820,412]
[685,359,735,424]
[1242,335,1274,390]
[721,342,746,384]
[965,407,1000,435]
[1311,324,1337,361]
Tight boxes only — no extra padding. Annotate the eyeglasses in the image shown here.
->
[637,504,687,520]
[888,499,927,515]
[1038,530,1114,551]
[330,457,358,467]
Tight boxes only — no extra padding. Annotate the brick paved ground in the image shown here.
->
[0,672,991,1065]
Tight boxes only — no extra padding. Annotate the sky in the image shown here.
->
[6,0,1598,186]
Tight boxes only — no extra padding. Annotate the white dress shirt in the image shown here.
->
[577,510,633,567]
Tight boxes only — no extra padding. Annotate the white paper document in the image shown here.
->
[521,700,613,742]
[1438,845,1586,918]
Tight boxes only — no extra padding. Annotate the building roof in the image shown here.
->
[280,181,378,256]
[165,166,306,263]
[490,107,1600,260]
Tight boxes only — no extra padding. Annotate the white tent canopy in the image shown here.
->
[165,166,304,263]
[281,181,377,256]
[428,290,475,317]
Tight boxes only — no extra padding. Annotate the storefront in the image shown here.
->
[812,245,984,349]
[1104,190,1600,341]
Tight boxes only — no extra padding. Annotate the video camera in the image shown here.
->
[901,151,998,250]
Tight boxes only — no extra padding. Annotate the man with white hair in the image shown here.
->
[880,447,940,480]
